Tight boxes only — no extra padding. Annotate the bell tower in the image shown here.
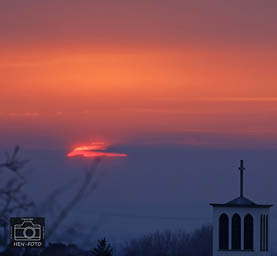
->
[210,160,273,256]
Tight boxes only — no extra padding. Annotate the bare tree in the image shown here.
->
[0,146,34,248]
[46,157,101,239]
[122,225,212,256]
[0,146,102,250]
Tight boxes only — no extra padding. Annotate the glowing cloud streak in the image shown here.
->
[67,142,127,158]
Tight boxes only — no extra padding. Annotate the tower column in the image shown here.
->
[241,215,244,250]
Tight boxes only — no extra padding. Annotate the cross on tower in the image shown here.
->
[238,160,245,197]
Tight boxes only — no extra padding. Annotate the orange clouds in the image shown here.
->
[1,1,277,148]
[0,3,277,149]
[1,44,277,149]
[2,46,277,99]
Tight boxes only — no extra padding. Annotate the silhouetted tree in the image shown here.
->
[46,157,101,239]
[92,238,113,256]
[0,146,102,249]
[122,225,212,256]
[0,146,34,248]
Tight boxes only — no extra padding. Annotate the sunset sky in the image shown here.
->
[1,0,277,148]
[1,0,277,245]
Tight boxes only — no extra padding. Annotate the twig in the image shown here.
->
[47,157,101,239]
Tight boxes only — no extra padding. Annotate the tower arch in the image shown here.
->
[232,213,241,250]
[219,213,229,250]
[244,214,254,250]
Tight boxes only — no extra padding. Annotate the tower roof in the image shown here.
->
[210,196,273,208]
[226,196,256,206]
[210,160,273,208]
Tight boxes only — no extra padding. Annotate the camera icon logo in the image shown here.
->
[14,220,41,241]
[10,217,45,248]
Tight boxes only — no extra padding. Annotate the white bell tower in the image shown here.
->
[210,160,273,256]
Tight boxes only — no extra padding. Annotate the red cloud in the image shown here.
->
[67,142,127,158]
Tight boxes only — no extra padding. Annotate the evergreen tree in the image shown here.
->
[92,238,113,256]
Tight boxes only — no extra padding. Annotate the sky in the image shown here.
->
[1,0,277,148]
[1,0,277,247]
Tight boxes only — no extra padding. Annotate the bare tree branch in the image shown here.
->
[47,157,101,239]
[0,146,29,180]
[0,146,33,248]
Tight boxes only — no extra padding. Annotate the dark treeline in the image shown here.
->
[0,225,212,256]
[123,225,212,256]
